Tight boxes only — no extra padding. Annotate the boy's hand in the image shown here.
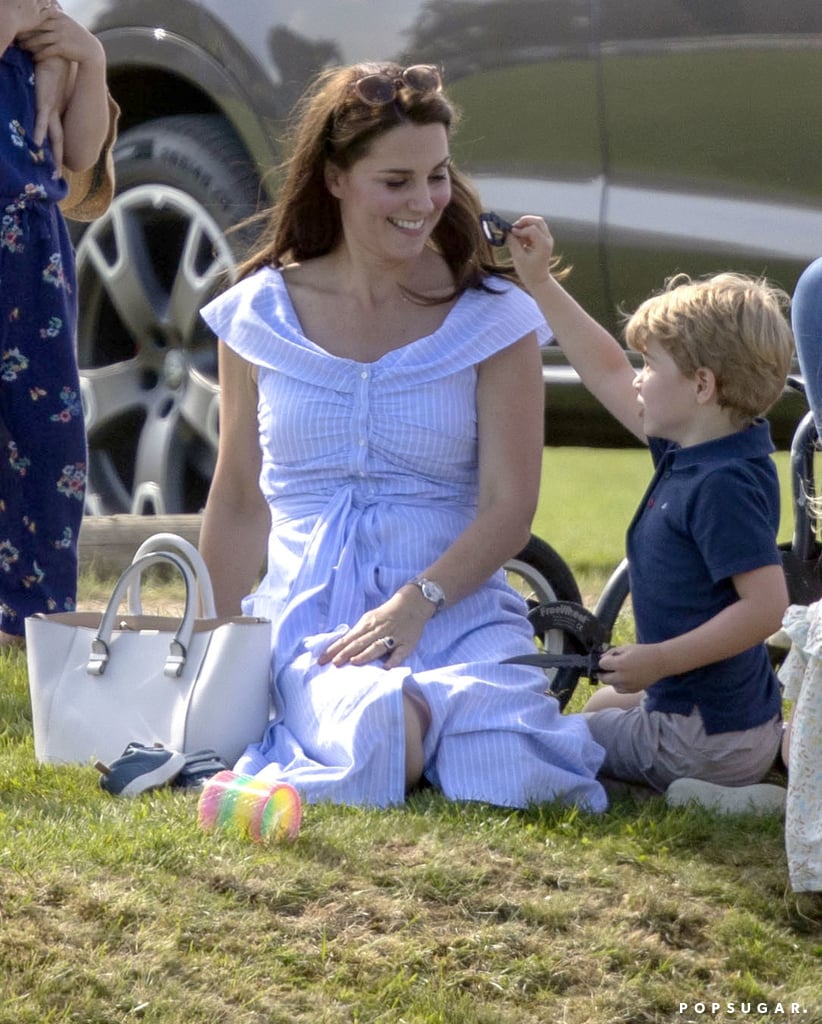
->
[597,643,665,693]
[508,215,556,291]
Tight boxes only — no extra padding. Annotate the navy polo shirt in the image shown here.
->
[627,419,782,734]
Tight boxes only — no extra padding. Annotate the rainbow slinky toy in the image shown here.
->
[197,770,302,842]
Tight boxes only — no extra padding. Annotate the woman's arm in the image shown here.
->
[509,216,645,442]
[416,329,545,602]
[199,341,270,617]
[321,330,545,668]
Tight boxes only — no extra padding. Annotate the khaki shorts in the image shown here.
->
[583,701,782,792]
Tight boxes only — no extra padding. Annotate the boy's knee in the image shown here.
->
[582,685,642,713]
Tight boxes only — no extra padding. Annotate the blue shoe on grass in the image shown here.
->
[172,749,229,789]
[95,742,187,797]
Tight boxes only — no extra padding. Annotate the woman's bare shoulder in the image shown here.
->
[280,257,334,293]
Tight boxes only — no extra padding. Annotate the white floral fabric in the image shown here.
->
[778,602,822,891]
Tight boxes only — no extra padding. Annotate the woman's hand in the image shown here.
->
[318,586,435,669]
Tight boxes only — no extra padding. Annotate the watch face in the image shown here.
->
[421,580,445,606]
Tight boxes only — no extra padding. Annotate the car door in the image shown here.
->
[437,0,608,328]
[410,1,610,443]
[598,0,822,319]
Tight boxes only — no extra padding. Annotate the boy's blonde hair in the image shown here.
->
[625,272,795,422]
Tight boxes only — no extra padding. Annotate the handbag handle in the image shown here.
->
[88,552,199,678]
[127,532,217,618]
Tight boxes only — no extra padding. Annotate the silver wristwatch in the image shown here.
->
[408,575,446,614]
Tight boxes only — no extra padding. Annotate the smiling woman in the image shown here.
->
[195,60,607,813]
[289,121,456,360]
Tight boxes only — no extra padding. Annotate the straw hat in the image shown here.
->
[60,93,120,222]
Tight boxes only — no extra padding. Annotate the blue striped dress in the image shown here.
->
[200,267,606,811]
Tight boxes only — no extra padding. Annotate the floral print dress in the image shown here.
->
[0,42,85,636]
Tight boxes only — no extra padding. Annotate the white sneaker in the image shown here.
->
[766,627,791,652]
[665,777,787,816]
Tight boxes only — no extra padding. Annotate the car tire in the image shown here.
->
[75,113,264,515]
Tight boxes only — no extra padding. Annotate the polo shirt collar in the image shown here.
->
[655,418,775,471]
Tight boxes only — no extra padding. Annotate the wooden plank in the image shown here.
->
[79,514,203,573]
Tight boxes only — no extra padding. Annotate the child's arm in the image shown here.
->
[599,563,789,693]
[17,8,108,172]
[31,55,69,170]
[509,215,645,442]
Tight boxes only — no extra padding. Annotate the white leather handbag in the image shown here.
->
[26,535,272,766]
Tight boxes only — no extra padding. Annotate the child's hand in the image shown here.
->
[18,8,107,169]
[17,8,104,66]
[30,55,68,160]
[3,0,51,39]
[508,215,556,291]
[597,643,665,693]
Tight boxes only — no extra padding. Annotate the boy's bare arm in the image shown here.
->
[509,215,645,441]
[599,563,789,693]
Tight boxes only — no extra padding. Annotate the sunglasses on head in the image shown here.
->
[479,211,514,246]
[350,64,443,106]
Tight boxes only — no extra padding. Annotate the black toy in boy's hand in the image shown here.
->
[501,599,612,707]
[480,211,514,246]
[502,646,608,681]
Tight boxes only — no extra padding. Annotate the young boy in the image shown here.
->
[509,216,795,796]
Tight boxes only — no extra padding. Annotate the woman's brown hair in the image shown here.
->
[236,62,515,295]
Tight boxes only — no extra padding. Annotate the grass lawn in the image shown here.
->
[1,448,820,1023]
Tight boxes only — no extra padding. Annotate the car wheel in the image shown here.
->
[75,114,263,515]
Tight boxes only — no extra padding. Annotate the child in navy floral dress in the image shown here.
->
[0,0,110,645]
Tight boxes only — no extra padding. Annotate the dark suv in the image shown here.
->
[64,0,822,515]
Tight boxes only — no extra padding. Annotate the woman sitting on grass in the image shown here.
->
[198,63,607,811]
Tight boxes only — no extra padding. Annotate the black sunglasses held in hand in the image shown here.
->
[479,211,514,246]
